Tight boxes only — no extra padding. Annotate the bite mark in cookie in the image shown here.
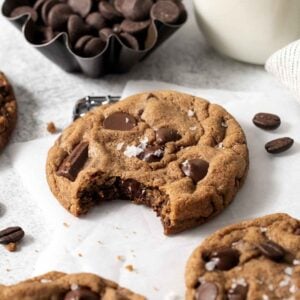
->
[47,91,249,234]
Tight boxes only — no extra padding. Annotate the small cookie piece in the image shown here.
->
[0,271,145,299]
[185,213,300,300]
[46,91,249,235]
[0,72,17,152]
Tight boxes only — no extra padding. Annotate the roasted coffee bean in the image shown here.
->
[68,0,92,18]
[151,0,180,24]
[227,285,248,300]
[99,28,113,41]
[117,0,153,21]
[265,137,294,154]
[156,128,181,145]
[86,12,106,30]
[10,6,38,22]
[120,32,139,50]
[120,19,151,34]
[138,145,164,162]
[68,15,90,44]
[209,248,240,271]
[98,1,122,21]
[103,112,137,131]
[48,3,73,30]
[257,241,286,261]
[0,226,24,244]
[41,0,60,25]
[64,287,99,300]
[196,282,218,300]
[181,159,209,183]
[57,142,89,181]
[253,113,281,130]
[83,37,106,57]
[74,35,93,54]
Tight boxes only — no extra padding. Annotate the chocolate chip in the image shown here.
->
[98,1,122,21]
[118,178,145,200]
[196,282,218,300]
[57,142,89,181]
[156,128,181,145]
[83,37,106,57]
[86,12,107,30]
[48,3,73,30]
[265,137,294,154]
[181,159,209,183]
[253,113,281,130]
[209,248,240,271]
[103,112,137,131]
[227,284,248,300]
[68,0,92,18]
[0,227,25,244]
[33,0,48,12]
[138,145,164,162]
[10,6,38,22]
[117,0,153,21]
[257,241,286,261]
[120,32,139,50]
[74,35,93,54]
[42,26,57,42]
[151,0,180,24]
[64,288,99,300]
[120,19,151,34]
[99,28,113,42]
[67,15,90,44]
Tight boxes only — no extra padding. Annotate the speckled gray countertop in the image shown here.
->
[0,0,296,285]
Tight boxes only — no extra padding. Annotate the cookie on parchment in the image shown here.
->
[185,213,300,299]
[46,90,249,234]
[0,72,17,151]
[0,271,145,300]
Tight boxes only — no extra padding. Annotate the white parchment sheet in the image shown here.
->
[7,81,300,299]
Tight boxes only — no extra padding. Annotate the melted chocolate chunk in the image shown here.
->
[156,128,181,145]
[138,145,164,162]
[181,159,209,183]
[103,112,137,131]
[257,241,286,262]
[196,282,218,300]
[57,142,89,181]
[209,248,240,271]
[227,284,248,300]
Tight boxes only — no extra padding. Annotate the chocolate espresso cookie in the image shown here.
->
[185,213,300,300]
[0,72,17,151]
[0,271,145,299]
[46,91,249,235]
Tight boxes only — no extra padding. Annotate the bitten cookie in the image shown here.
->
[185,213,300,299]
[0,72,17,151]
[46,90,249,234]
[0,271,145,300]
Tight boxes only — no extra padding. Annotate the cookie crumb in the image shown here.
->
[5,242,17,252]
[117,255,125,262]
[63,222,70,228]
[125,264,134,272]
[78,253,83,257]
[47,122,57,134]
[6,269,11,272]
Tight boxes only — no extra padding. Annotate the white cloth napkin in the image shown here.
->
[7,81,300,299]
[266,39,300,100]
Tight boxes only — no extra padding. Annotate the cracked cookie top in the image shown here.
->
[0,72,17,151]
[185,213,300,300]
[46,90,249,234]
[0,271,145,300]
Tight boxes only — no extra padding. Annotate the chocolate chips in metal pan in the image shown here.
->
[2,0,187,77]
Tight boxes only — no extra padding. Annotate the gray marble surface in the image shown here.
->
[0,0,296,285]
